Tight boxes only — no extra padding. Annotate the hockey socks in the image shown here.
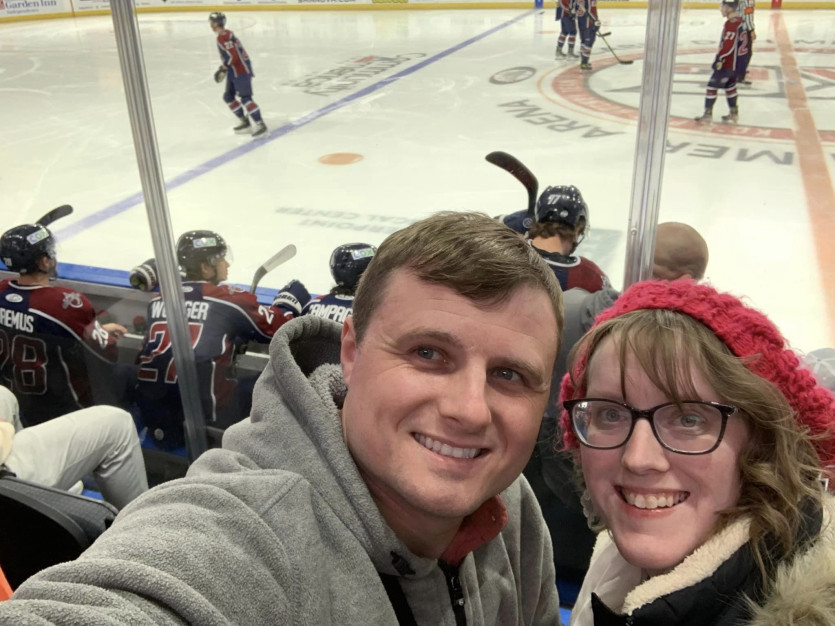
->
[228,101,246,119]
[727,87,738,110]
[704,88,718,111]
[243,99,263,124]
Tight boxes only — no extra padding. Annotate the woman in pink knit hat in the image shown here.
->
[560,279,835,625]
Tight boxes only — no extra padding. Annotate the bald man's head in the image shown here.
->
[652,222,709,281]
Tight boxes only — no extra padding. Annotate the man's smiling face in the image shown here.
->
[340,269,558,534]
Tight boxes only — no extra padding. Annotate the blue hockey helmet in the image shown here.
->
[496,210,533,235]
[534,185,589,230]
[209,12,227,29]
[330,243,376,289]
[177,230,228,275]
[0,224,56,274]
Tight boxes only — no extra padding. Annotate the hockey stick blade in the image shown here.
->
[35,204,73,227]
[485,151,539,219]
[598,33,634,65]
[250,244,297,293]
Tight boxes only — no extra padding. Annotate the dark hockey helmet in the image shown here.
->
[177,230,228,275]
[535,185,589,229]
[330,243,376,289]
[208,11,226,29]
[0,224,56,274]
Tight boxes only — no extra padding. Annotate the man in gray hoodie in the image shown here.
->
[1,211,564,625]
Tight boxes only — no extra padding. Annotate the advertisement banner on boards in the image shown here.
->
[73,0,108,11]
[0,0,70,18]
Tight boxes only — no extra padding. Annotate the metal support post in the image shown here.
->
[110,0,208,460]
[623,0,683,289]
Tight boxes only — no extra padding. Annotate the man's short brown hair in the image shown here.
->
[351,211,564,343]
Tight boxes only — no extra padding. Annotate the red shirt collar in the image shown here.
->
[440,495,509,567]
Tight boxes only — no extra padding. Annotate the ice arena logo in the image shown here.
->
[286,53,425,97]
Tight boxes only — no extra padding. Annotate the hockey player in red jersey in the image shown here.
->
[302,243,376,324]
[695,1,747,124]
[134,230,310,449]
[0,222,127,426]
[555,0,579,60]
[527,185,610,292]
[210,12,268,139]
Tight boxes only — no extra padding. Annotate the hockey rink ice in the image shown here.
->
[1,7,834,351]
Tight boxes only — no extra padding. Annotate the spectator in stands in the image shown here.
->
[133,230,310,449]
[561,280,835,623]
[530,221,710,596]
[0,222,127,426]
[555,221,709,383]
[302,242,376,324]
[651,221,710,281]
[0,385,147,509]
[0,212,563,623]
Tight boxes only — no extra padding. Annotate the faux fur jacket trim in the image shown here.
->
[748,497,835,626]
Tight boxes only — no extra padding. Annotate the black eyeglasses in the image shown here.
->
[564,398,739,455]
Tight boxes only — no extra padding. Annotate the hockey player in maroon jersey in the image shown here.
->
[695,0,747,124]
[210,12,268,139]
[576,0,600,71]
[0,223,127,426]
[527,185,610,292]
[134,230,310,450]
[554,0,579,60]
[302,243,376,324]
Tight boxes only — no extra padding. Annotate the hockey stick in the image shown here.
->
[249,244,297,293]
[598,32,633,65]
[35,204,73,227]
[485,151,539,219]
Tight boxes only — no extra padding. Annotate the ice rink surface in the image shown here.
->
[1,7,833,351]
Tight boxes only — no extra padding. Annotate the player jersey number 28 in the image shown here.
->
[0,330,48,394]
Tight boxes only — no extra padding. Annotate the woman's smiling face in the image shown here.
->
[579,335,751,575]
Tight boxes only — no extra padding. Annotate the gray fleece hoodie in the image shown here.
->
[1,315,561,625]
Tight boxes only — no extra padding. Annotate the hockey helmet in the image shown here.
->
[208,11,227,29]
[534,185,589,230]
[0,224,56,274]
[497,210,532,235]
[177,230,228,275]
[330,243,376,289]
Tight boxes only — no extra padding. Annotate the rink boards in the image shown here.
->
[2,0,834,23]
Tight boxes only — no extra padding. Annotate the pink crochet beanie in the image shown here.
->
[559,279,835,467]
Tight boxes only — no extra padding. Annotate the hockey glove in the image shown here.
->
[593,19,601,28]
[129,258,159,291]
[713,60,723,71]
[214,66,226,83]
[272,279,311,316]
